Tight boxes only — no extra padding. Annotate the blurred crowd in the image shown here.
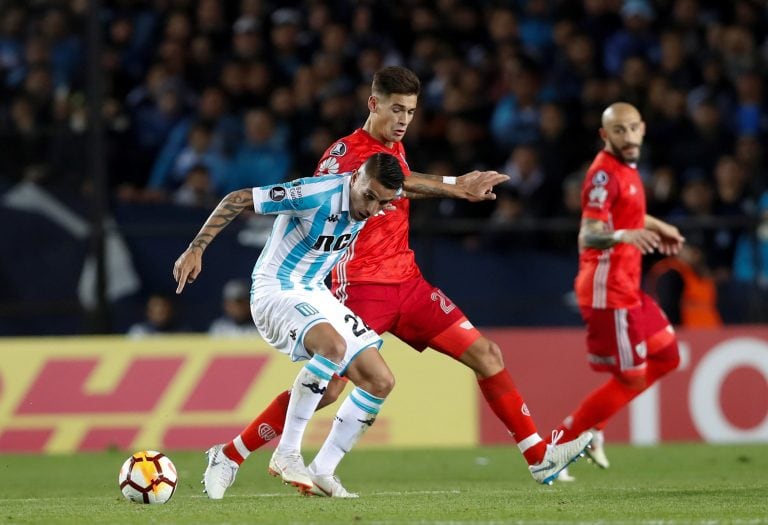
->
[0,0,767,286]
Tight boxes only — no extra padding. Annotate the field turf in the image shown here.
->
[1,443,766,524]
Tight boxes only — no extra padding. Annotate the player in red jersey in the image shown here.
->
[202,67,592,498]
[553,102,685,480]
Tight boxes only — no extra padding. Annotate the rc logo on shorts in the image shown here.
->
[330,142,347,157]
[289,328,297,340]
[269,187,286,201]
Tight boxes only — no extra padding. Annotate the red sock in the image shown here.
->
[555,341,680,442]
[223,390,290,464]
[478,370,546,465]
[555,377,638,442]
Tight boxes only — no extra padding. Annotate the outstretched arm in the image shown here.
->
[404,170,509,202]
[173,189,254,293]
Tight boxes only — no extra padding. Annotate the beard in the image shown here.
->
[608,139,641,163]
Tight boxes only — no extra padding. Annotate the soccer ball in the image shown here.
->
[118,450,178,504]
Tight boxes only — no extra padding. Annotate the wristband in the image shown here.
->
[612,230,625,242]
[442,176,457,185]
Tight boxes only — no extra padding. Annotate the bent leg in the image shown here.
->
[309,347,394,477]
[223,377,347,464]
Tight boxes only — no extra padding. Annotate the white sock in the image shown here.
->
[276,354,340,455]
[309,386,385,475]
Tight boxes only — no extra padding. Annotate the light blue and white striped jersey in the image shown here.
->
[250,174,366,291]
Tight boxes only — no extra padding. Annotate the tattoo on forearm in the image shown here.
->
[189,190,253,252]
[405,182,454,198]
[579,218,616,250]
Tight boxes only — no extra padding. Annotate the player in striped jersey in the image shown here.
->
[205,66,592,495]
[554,103,685,479]
[174,153,405,498]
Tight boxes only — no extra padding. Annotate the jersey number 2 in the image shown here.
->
[344,314,371,336]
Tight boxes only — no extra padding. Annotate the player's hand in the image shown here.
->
[173,248,203,294]
[654,223,685,256]
[619,229,661,255]
[457,170,510,202]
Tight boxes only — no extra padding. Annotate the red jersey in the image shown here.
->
[314,129,421,287]
[575,150,646,309]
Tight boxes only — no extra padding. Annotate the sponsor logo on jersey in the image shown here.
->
[289,328,297,341]
[289,186,303,200]
[318,157,340,175]
[330,142,347,157]
[313,233,353,252]
[592,170,609,186]
[269,187,286,201]
[588,185,608,207]
[521,403,531,416]
[326,214,339,222]
[629,184,638,195]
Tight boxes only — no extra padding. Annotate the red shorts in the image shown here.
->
[579,292,676,378]
[334,276,481,359]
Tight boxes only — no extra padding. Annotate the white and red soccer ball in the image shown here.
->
[118,450,178,504]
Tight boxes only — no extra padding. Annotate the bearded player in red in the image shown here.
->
[202,67,592,498]
[555,102,685,481]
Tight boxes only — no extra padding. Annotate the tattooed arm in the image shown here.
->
[173,189,254,293]
[404,170,509,202]
[578,217,662,254]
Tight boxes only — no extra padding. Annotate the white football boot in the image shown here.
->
[557,466,576,482]
[268,450,313,491]
[306,465,359,498]
[202,444,239,499]
[529,431,593,485]
[585,428,610,469]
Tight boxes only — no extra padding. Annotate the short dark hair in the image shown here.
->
[363,153,404,191]
[372,66,421,98]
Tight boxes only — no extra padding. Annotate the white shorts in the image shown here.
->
[250,288,382,372]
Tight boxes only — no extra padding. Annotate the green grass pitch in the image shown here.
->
[1,444,766,524]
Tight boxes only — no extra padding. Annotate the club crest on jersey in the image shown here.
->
[592,170,609,186]
[318,157,340,175]
[330,142,347,157]
[588,185,608,207]
[269,187,286,201]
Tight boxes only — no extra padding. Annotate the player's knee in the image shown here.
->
[367,371,395,398]
[615,372,647,391]
[315,334,347,363]
[463,338,504,377]
[653,340,681,375]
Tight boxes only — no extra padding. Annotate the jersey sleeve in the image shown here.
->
[252,177,338,216]
[581,168,620,222]
[315,139,364,177]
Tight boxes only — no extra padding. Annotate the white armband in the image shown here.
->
[442,176,457,185]
[612,230,626,242]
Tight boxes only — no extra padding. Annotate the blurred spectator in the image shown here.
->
[732,192,768,288]
[172,164,219,208]
[127,294,186,337]
[208,279,259,337]
[223,108,291,194]
[646,234,723,327]
[498,143,553,217]
[147,119,228,195]
[490,65,541,149]
[603,0,660,76]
